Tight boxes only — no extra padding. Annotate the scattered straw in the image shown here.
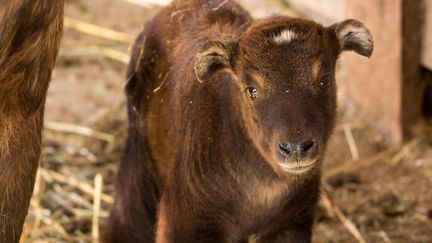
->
[59,45,130,64]
[211,0,228,11]
[41,168,114,204]
[153,73,169,93]
[343,124,360,160]
[45,121,114,143]
[64,17,134,44]
[321,192,367,243]
[92,174,103,243]
[324,148,397,180]
[320,192,336,218]
[389,139,420,165]
[333,206,367,243]
[379,230,392,243]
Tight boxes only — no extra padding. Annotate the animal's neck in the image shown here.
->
[168,73,322,233]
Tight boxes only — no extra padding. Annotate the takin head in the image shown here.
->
[194,16,373,174]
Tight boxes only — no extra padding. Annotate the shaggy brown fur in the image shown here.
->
[0,1,63,242]
[105,0,373,242]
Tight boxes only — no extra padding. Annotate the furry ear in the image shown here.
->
[331,19,374,58]
[194,41,237,83]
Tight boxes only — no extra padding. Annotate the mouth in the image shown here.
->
[278,159,318,174]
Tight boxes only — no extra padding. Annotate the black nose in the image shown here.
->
[278,139,316,161]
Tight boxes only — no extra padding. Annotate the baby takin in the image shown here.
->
[105,0,373,242]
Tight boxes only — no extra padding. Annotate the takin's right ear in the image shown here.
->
[194,41,238,83]
[330,19,374,58]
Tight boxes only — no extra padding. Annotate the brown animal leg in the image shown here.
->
[255,224,312,243]
[103,137,161,243]
[257,231,311,243]
[0,1,63,242]
[155,195,231,243]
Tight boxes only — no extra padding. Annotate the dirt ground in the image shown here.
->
[21,0,432,242]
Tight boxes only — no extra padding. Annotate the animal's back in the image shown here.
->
[132,0,252,182]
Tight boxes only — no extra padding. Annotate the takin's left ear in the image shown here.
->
[194,41,238,83]
[330,19,374,58]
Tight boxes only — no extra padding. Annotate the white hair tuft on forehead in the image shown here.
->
[272,29,297,44]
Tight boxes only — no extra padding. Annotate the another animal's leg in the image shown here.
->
[0,1,63,242]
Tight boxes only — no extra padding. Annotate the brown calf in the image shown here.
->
[0,1,63,242]
[106,0,373,242]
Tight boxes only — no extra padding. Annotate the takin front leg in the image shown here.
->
[254,202,317,243]
[254,227,312,243]
[154,198,220,243]
[254,214,315,243]
[155,191,235,243]
[0,1,63,242]
[103,126,162,243]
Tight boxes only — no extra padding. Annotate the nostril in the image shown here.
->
[301,140,315,153]
[278,140,316,158]
[278,143,291,155]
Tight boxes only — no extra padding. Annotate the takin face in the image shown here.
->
[195,16,373,174]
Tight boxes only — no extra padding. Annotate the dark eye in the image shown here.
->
[246,87,259,100]
[319,75,331,91]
